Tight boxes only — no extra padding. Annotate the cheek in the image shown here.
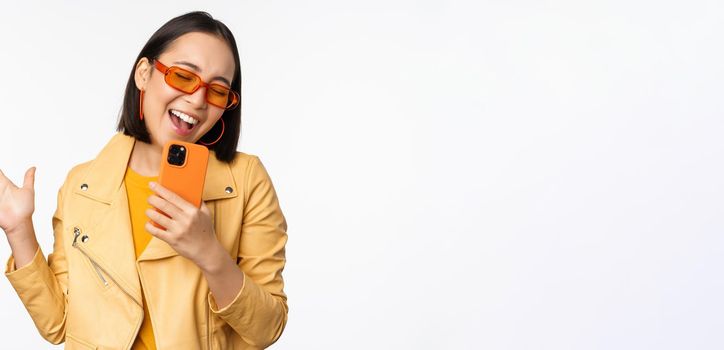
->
[200,113,224,133]
[146,84,182,119]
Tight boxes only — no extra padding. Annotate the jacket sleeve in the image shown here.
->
[207,155,289,348]
[5,180,70,345]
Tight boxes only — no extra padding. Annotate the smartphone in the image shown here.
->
[152,140,209,229]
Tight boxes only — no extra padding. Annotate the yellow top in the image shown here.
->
[125,166,158,350]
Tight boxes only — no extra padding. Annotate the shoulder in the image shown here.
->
[227,151,266,178]
[60,160,93,191]
[229,151,260,168]
[67,160,93,179]
[227,152,278,197]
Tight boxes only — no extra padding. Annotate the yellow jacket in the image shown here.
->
[4,132,289,349]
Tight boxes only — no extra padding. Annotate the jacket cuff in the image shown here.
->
[5,246,44,281]
[208,272,247,316]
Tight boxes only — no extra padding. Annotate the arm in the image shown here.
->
[206,156,289,348]
[4,182,70,345]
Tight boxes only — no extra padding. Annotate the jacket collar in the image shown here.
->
[73,132,238,204]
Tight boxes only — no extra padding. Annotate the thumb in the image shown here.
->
[200,201,210,214]
[22,166,36,190]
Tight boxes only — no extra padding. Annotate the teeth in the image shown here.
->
[170,110,198,125]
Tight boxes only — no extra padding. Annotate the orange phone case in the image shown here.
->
[152,140,209,229]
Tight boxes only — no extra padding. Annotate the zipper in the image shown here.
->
[72,228,140,306]
[72,227,145,349]
[73,229,106,286]
[91,260,109,286]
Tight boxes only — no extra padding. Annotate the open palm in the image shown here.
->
[0,167,36,234]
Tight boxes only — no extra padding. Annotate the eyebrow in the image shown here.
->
[172,60,232,86]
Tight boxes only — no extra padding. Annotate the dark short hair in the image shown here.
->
[116,11,242,163]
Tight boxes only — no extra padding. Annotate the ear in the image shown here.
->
[134,57,152,91]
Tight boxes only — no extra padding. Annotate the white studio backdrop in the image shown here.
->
[1,1,723,349]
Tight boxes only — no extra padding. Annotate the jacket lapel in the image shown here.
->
[138,137,238,262]
[73,132,135,204]
[71,133,142,302]
[73,133,240,203]
[73,132,239,268]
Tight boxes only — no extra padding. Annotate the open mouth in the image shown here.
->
[168,109,198,134]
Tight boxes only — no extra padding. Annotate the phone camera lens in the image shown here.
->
[167,144,187,166]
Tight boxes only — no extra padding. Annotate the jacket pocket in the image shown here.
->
[66,333,98,349]
[83,256,110,290]
[71,226,111,291]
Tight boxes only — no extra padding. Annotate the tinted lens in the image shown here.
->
[166,67,200,93]
[207,84,231,108]
[164,65,238,109]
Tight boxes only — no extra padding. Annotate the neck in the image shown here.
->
[129,139,162,176]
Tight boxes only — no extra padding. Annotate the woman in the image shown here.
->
[0,11,288,350]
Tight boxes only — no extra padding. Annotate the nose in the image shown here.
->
[184,85,208,109]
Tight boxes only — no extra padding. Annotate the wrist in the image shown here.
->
[5,218,35,242]
[6,220,39,270]
[196,240,229,274]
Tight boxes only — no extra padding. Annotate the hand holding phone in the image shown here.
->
[152,140,209,229]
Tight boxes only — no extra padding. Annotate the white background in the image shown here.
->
[1,1,723,349]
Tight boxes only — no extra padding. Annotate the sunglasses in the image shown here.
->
[153,60,240,110]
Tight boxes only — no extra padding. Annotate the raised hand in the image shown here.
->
[0,167,36,236]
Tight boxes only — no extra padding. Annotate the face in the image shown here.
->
[134,32,236,147]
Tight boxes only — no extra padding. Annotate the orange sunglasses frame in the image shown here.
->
[153,60,240,110]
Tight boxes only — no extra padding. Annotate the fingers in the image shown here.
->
[146,208,174,231]
[149,182,194,212]
[0,169,7,192]
[22,167,36,190]
[148,194,183,219]
[145,220,169,241]
[0,168,20,190]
